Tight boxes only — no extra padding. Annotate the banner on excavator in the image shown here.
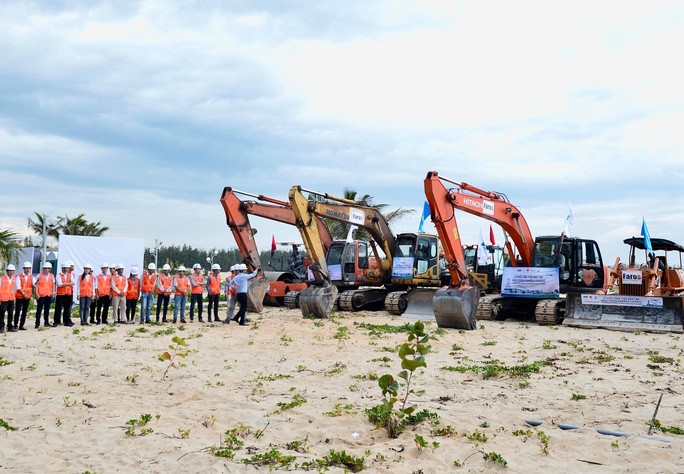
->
[580,294,663,308]
[501,267,559,298]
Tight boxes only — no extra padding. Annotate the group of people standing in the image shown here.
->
[0,261,260,332]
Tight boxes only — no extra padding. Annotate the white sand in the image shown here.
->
[1,307,682,473]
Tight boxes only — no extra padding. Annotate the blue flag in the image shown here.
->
[641,217,653,254]
[418,201,431,233]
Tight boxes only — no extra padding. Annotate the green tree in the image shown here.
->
[0,229,20,264]
[27,212,61,246]
[58,214,109,236]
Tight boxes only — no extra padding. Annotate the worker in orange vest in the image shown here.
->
[33,262,55,328]
[13,262,34,331]
[93,263,111,324]
[78,264,95,326]
[125,267,141,324]
[110,264,128,324]
[140,263,157,324]
[189,263,206,322]
[206,263,222,323]
[156,264,173,322]
[54,262,75,327]
[172,266,190,323]
[222,265,238,324]
[0,264,18,332]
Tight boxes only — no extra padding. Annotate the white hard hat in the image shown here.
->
[43,262,52,269]
[23,261,32,268]
[162,264,171,271]
[101,262,109,268]
[68,260,74,266]
[84,263,92,269]
[178,265,186,272]
[238,264,248,271]
[6,264,16,271]
[193,263,201,269]
[211,263,221,270]
[147,263,156,270]
[116,263,124,270]
[131,268,138,275]
[229,265,235,271]
[61,262,69,268]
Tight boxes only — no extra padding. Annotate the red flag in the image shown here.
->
[271,235,277,257]
[489,225,496,245]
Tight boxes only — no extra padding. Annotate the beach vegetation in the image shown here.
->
[161,336,189,380]
[124,413,156,436]
[0,418,17,431]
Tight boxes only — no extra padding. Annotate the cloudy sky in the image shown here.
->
[2,1,683,263]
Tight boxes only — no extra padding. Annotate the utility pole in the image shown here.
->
[154,239,162,269]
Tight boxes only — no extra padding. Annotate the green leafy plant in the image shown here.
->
[323,403,357,417]
[242,448,296,469]
[0,418,17,431]
[285,436,309,453]
[161,336,189,380]
[300,449,368,472]
[464,429,488,443]
[650,419,684,435]
[0,356,13,366]
[440,360,548,379]
[124,413,156,436]
[274,393,307,413]
[571,393,587,401]
[483,451,508,467]
[365,321,431,438]
[537,430,550,455]
[431,425,457,437]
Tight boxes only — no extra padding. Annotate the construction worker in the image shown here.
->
[94,263,111,324]
[156,264,173,322]
[34,262,55,328]
[78,264,95,325]
[172,266,189,323]
[54,262,75,326]
[140,263,157,324]
[189,263,205,322]
[228,264,260,326]
[13,262,34,331]
[0,264,17,332]
[222,265,238,324]
[206,263,222,322]
[126,267,141,324]
[110,264,128,323]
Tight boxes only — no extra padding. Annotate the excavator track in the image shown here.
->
[338,289,388,312]
[385,291,408,315]
[284,291,300,309]
[476,294,503,321]
[535,298,564,326]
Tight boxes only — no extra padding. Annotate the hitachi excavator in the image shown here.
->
[220,186,331,312]
[564,236,684,332]
[424,171,608,329]
[288,185,443,318]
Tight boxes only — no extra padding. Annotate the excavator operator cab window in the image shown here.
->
[415,236,436,275]
[576,240,604,288]
[358,242,369,269]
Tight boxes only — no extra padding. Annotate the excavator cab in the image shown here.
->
[463,244,504,293]
[532,236,605,292]
[326,240,373,285]
[392,233,441,286]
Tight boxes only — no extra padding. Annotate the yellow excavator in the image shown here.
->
[288,185,442,318]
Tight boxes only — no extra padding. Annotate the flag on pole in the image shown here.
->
[418,201,430,233]
[641,218,653,255]
[563,201,575,236]
[477,229,489,265]
[489,224,496,245]
[271,234,277,257]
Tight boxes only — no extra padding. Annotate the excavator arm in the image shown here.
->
[424,171,535,267]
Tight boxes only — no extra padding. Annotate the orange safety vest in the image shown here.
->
[190,274,204,295]
[56,272,73,296]
[225,274,236,296]
[109,272,118,297]
[16,273,34,299]
[141,272,156,293]
[126,277,140,299]
[208,274,221,295]
[0,275,17,302]
[174,276,189,296]
[157,274,173,295]
[111,274,127,295]
[78,274,94,298]
[35,273,55,298]
[96,274,111,297]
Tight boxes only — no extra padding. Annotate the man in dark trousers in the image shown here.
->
[229,264,259,326]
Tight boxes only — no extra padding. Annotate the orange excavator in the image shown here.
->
[220,186,331,312]
[424,171,608,328]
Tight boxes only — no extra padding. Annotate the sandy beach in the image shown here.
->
[0,306,682,473]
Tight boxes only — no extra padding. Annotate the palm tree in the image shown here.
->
[0,229,20,264]
[27,212,62,244]
[322,188,415,241]
[59,214,109,236]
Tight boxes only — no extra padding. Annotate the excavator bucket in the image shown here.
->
[564,294,684,333]
[402,288,438,320]
[246,277,270,313]
[299,283,338,318]
[432,286,480,330]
